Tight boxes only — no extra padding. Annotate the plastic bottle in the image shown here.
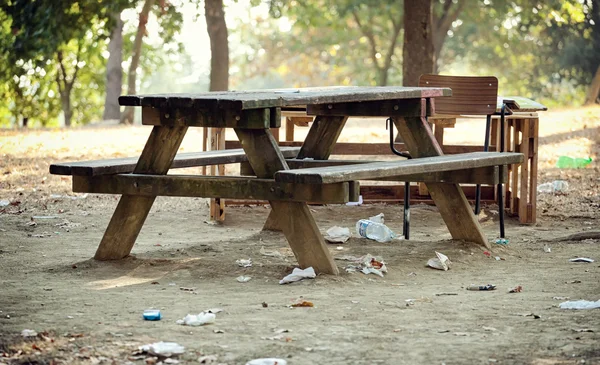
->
[556,156,592,169]
[537,180,569,194]
[355,219,397,243]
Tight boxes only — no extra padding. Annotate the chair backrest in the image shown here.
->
[419,75,498,116]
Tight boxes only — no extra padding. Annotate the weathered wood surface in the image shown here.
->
[141,105,279,129]
[394,116,491,249]
[73,174,357,203]
[234,128,339,275]
[94,125,188,260]
[50,147,301,176]
[119,86,451,111]
[275,152,523,184]
[502,96,547,112]
[306,98,433,117]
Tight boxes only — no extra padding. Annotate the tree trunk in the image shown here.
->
[103,12,124,121]
[432,0,464,73]
[204,0,229,91]
[22,117,28,128]
[61,94,72,127]
[402,0,434,86]
[585,65,600,105]
[121,0,155,124]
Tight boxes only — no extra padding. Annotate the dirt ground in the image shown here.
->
[1,106,599,365]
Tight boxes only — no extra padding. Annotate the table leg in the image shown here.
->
[235,128,339,275]
[94,125,188,260]
[263,115,348,231]
[394,116,490,249]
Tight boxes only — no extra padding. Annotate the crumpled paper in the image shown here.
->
[344,254,388,277]
[139,342,185,357]
[279,267,316,284]
[176,312,216,326]
[427,251,452,271]
[324,226,351,243]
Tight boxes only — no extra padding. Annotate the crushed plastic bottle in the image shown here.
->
[537,180,569,194]
[556,156,592,169]
[355,219,397,243]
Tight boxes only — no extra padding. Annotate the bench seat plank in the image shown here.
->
[50,147,300,176]
[275,152,523,184]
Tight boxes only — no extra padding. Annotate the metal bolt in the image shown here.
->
[165,113,170,118]
[235,116,240,121]
[393,105,399,111]
[328,104,333,109]
[487,105,491,107]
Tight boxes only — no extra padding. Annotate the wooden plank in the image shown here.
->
[502,96,547,112]
[141,106,279,129]
[419,75,498,115]
[285,117,295,141]
[49,147,301,176]
[72,174,354,204]
[209,127,226,222]
[393,115,491,249]
[119,86,451,111]
[94,125,188,260]
[275,152,523,184]
[286,159,503,185]
[234,128,339,275]
[305,98,430,117]
[225,140,485,155]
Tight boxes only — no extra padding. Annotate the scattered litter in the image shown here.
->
[21,329,37,338]
[55,219,81,231]
[213,329,225,334]
[543,244,552,253]
[553,296,570,300]
[482,326,498,332]
[31,232,52,238]
[494,256,504,261]
[435,293,458,296]
[138,342,184,357]
[0,200,9,207]
[508,286,523,293]
[495,238,509,245]
[260,246,285,258]
[559,300,600,310]
[467,284,496,291]
[405,297,432,305]
[483,251,491,257]
[569,257,594,263]
[566,280,582,284]
[355,218,396,242]
[262,302,268,308]
[246,358,287,365]
[198,355,218,363]
[290,300,314,308]
[279,267,316,284]
[369,213,385,224]
[572,328,594,333]
[26,221,37,227]
[49,193,89,200]
[324,226,351,243]
[351,300,360,304]
[427,251,452,271]
[236,259,253,267]
[346,195,363,206]
[32,216,59,220]
[143,309,161,321]
[453,332,469,336]
[179,287,196,292]
[537,180,569,194]
[344,254,388,277]
[203,220,219,226]
[336,246,344,251]
[517,313,541,319]
[176,312,216,326]
[237,275,252,283]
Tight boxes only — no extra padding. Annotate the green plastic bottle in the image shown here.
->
[556,156,593,169]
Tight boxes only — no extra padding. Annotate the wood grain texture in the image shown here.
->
[419,75,498,116]
[50,147,300,176]
[394,116,491,249]
[94,125,188,260]
[234,128,339,275]
[119,86,451,111]
[141,105,277,129]
[275,152,522,184]
[73,174,353,203]
[305,98,430,117]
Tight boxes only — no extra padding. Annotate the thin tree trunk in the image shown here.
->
[205,0,229,91]
[585,65,600,105]
[121,0,155,124]
[432,0,465,73]
[402,0,434,87]
[103,12,124,121]
[22,117,28,128]
[61,94,72,127]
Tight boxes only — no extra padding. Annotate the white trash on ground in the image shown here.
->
[176,312,216,326]
[236,259,253,267]
[237,275,252,283]
[559,300,600,310]
[569,257,594,263]
[344,254,388,277]
[138,342,185,357]
[369,213,385,224]
[537,180,569,194]
[260,246,286,258]
[324,226,351,243]
[246,358,287,365]
[427,252,452,271]
[355,218,397,243]
[21,329,37,338]
[346,195,363,206]
[279,267,316,284]
[0,200,10,207]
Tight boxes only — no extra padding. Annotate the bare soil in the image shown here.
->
[1,106,599,365]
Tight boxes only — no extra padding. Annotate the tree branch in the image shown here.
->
[67,39,83,91]
[352,9,381,71]
[383,12,403,79]
[433,1,465,60]
[56,51,67,94]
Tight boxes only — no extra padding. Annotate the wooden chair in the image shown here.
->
[406,75,507,238]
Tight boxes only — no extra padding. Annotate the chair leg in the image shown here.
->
[403,181,410,239]
[499,106,506,238]
[475,115,493,215]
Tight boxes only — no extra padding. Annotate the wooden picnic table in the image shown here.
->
[51,86,524,275]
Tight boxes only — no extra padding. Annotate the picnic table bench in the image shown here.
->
[50,86,524,275]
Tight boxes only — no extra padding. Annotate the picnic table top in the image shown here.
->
[119,86,452,111]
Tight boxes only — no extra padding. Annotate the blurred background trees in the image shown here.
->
[0,0,598,128]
